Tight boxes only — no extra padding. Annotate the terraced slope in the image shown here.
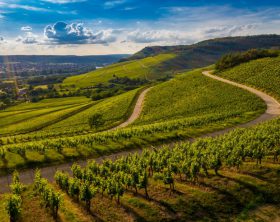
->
[63,54,176,88]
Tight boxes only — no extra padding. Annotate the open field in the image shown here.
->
[62,54,176,88]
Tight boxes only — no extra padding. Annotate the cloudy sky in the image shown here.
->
[0,0,280,55]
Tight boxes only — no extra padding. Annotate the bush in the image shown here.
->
[88,114,105,129]
[215,49,278,71]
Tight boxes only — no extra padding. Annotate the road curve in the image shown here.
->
[112,87,151,130]
[0,87,152,193]
[1,71,280,193]
[202,71,280,125]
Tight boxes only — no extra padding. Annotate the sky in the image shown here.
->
[0,0,280,55]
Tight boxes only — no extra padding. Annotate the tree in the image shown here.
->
[88,114,105,129]
[6,194,22,222]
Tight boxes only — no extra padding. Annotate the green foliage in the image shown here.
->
[33,169,62,219]
[9,171,24,196]
[6,194,22,222]
[79,182,97,211]
[215,49,278,71]
[88,114,104,129]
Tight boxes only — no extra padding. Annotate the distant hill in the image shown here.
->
[0,54,130,79]
[121,35,280,71]
[0,54,130,64]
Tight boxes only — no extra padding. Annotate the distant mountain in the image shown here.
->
[121,35,280,71]
[0,54,130,65]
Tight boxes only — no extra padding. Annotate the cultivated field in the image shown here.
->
[63,54,176,88]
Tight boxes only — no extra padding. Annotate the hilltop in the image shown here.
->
[121,35,280,71]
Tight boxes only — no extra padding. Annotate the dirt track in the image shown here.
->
[112,87,151,130]
[1,71,280,193]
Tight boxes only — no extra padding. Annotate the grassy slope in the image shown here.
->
[0,97,93,135]
[42,88,141,134]
[63,54,176,88]
[134,68,266,126]
[0,162,279,221]
[217,56,280,99]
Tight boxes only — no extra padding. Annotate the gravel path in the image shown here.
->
[1,71,280,193]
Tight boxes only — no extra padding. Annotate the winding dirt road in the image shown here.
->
[112,87,151,130]
[1,71,280,193]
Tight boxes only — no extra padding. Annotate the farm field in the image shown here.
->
[62,54,176,88]
[3,0,280,220]
[0,67,267,171]
[0,97,92,136]
[42,87,141,134]
[133,68,265,126]
[1,119,280,221]
[217,56,280,99]
[0,88,141,143]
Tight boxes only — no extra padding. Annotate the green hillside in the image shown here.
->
[1,47,280,222]
[0,97,92,136]
[133,68,265,126]
[217,56,280,99]
[0,67,267,171]
[62,53,176,88]
[42,88,141,134]
[122,35,280,72]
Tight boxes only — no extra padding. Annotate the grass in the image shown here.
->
[62,53,176,88]
[133,68,266,126]
[217,56,280,100]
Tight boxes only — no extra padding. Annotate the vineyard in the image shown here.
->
[133,68,265,125]
[0,117,280,221]
[0,51,280,221]
[62,54,176,88]
[0,67,267,171]
[217,56,280,99]
[0,97,92,136]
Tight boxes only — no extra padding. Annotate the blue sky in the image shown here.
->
[0,0,280,55]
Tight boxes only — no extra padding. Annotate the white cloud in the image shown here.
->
[127,30,192,44]
[0,2,51,12]
[21,26,32,32]
[104,0,126,9]
[16,32,39,44]
[203,24,257,38]
[41,0,87,4]
[44,21,119,44]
